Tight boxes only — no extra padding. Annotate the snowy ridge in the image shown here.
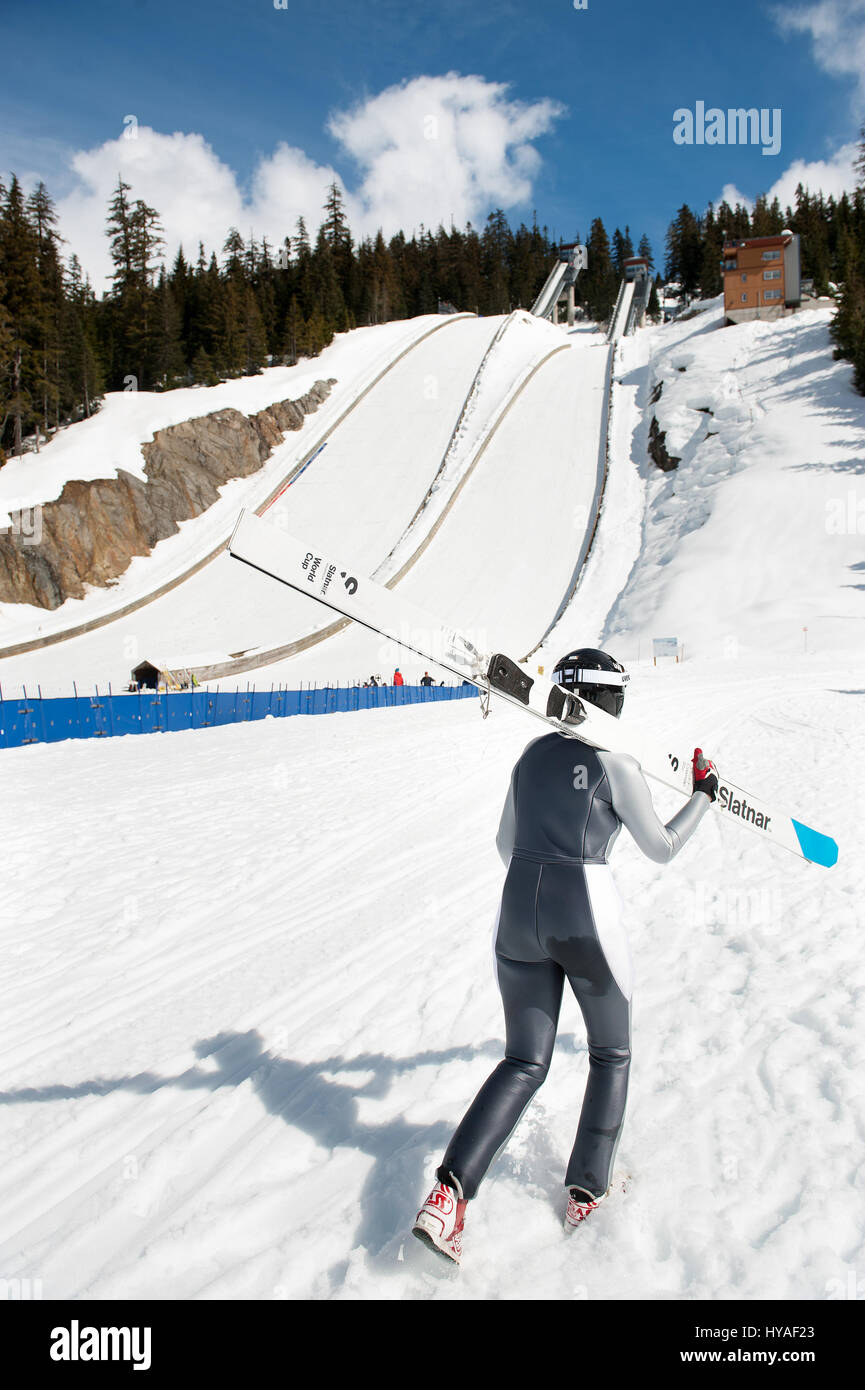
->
[599,300,864,661]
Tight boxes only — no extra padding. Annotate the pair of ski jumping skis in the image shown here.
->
[228,511,839,1270]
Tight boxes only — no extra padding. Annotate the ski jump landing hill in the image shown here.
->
[0,291,625,698]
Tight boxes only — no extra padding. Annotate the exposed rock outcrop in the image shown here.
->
[648,416,680,472]
[0,380,336,609]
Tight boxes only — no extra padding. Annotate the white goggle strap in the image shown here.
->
[557,669,629,687]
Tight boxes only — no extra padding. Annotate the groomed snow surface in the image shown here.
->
[1,297,863,1301]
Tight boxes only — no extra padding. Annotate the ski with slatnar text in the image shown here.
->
[227,510,838,869]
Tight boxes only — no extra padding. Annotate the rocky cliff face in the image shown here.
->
[648,415,680,472]
[0,380,335,609]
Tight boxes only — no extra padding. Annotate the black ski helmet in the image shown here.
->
[552,648,629,718]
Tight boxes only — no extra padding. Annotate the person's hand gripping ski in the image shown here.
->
[692,748,719,801]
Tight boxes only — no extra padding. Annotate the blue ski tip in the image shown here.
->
[792,819,838,868]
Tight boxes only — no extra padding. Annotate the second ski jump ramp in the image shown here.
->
[209,334,613,682]
[531,260,570,320]
[395,341,612,660]
[607,279,635,342]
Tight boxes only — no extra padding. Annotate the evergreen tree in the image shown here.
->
[665,204,703,295]
[0,266,16,461]
[830,126,865,392]
[789,185,831,292]
[62,256,103,420]
[294,216,311,262]
[281,294,302,364]
[105,178,165,388]
[321,183,355,322]
[240,285,268,374]
[311,225,348,331]
[362,230,401,324]
[153,266,186,388]
[698,203,724,298]
[0,175,41,453]
[582,217,617,324]
[611,226,634,276]
[480,209,512,313]
[751,194,784,237]
[170,245,191,360]
[190,346,220,387]
[256,235,278,355]
[27,181,65,442]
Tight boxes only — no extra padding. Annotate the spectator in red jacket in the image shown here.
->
[393,669,404,687]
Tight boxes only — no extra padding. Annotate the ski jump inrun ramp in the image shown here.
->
[0,292,633,691]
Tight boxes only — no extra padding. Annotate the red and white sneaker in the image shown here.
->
[412,1175,467,1266]
[564,1185,607,1231]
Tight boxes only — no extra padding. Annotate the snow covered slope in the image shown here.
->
[0,317,446,522]
[604,300,863,662]
[0,312,607,693]
[0,296,863,1301]
[0,314,476,652]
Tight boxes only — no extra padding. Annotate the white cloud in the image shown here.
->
[718,183,754,211]
[715,142,860,213]
[58,128,247,289]
[773,0,865,107]
[329,72,565,236]
[762,141,860,205]
[248,143,342,241]
[45,74,565,291]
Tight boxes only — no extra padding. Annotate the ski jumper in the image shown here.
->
[436,732,712,1201]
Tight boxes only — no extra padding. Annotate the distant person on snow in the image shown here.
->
[412,648,719,1267]
[420,672,434,687]
[393,669,404,687]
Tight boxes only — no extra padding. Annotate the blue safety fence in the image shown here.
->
[0,681,479,750]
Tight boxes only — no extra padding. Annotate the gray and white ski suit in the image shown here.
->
[436,732,712,1201]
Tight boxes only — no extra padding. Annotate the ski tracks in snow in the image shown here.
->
[1,671,861,1299]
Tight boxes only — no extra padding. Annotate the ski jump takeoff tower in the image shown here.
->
[531,243,588,325]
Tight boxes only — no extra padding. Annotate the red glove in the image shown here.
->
[692,748,719,801]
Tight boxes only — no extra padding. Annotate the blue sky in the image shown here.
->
[1,0,862,287]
